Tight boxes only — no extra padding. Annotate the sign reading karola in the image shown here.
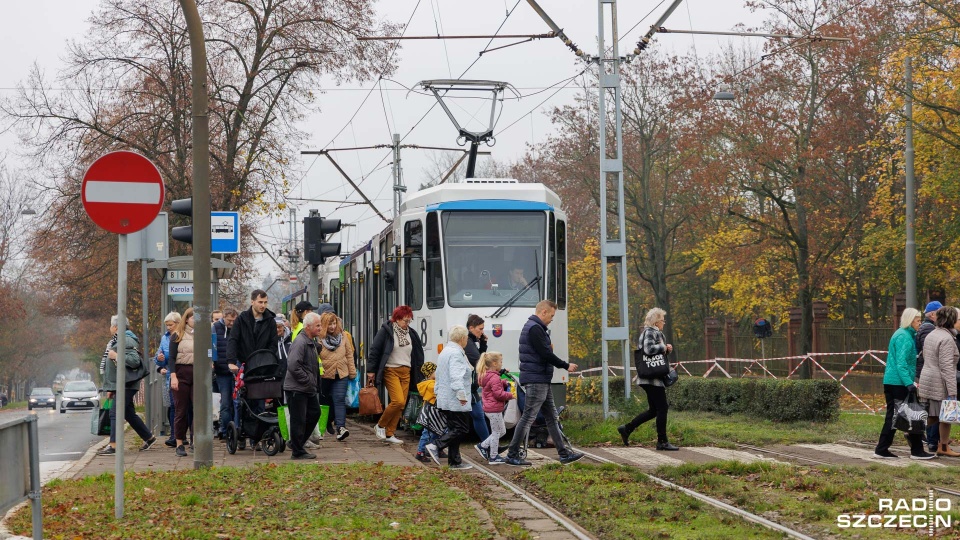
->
[81,151,165,234]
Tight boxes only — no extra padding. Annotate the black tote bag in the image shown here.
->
[634,349,670,379]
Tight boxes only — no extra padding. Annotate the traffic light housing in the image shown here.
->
[170,198,193,244]
[304,216,342,266]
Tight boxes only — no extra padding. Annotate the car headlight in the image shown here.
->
[29,399,36,402]
[47,398,55,402]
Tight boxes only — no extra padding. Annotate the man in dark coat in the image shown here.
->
[504,300,582,467]
[227,290,279,424]
[284,312,323,460]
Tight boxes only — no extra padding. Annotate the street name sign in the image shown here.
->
[81,151,165,234]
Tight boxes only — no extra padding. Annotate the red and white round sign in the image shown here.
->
[81,151,165,235]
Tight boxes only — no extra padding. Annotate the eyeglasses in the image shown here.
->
[401,318,414,324]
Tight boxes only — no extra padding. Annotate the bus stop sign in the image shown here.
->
[82,151,165,234]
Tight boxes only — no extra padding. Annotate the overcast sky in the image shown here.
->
[2,0,768,286]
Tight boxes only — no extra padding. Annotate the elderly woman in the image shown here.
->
[919,306,960,457]
[618,307,678,451]
[155,311,182,448]
[874,308,933,460]
[367,305,424,444]
[425,325,474,470]
[319,312,356,441]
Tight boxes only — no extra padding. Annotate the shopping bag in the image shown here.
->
[402,392,423,429]
[91,397,112,436]
[345,374,361,408]
[940,398,960,424]
[893,392,927,434]
[416,401,447,435]
[634,349,669,379]
[318,405,330,434]
[278,405,290,440]
[358,385,384,416]
[503,398,519,429]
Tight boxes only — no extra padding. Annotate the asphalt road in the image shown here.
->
[0,403,104,483]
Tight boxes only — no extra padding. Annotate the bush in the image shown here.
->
[670,377,841,422]
[566,376,841,422]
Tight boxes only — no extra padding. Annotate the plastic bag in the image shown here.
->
[893,392,927,434]
[345,374,361,408]
[940,398,960,424]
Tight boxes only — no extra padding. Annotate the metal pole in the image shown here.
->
[27,415,42,539]
[392,133,401,216]
[598,0,631,418]
[141,259,153,433]
[115,234,127,518]
[180,0,213,469]
[905,57,917,310]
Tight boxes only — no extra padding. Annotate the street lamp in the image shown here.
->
[20,207,36,215]
[712,86,735,101]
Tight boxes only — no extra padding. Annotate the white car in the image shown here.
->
[59,380,100,413]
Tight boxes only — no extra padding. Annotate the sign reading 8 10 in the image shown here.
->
[167,270,193,281]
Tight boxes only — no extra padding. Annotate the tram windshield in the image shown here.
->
[442,211,545,308]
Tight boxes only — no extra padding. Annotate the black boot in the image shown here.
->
[617,425,630,446]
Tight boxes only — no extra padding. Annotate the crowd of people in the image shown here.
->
[875,301,960,460]
[96,290,656,468]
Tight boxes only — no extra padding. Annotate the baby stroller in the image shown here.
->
[226,349,286,456]
[501,371,573,460]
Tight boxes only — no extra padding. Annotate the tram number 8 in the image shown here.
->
[420,319,428,348]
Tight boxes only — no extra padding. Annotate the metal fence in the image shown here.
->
[0,414,42,539]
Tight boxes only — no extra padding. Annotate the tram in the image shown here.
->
[321,179,570,397]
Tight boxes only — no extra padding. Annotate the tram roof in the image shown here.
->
[400,181,562,214]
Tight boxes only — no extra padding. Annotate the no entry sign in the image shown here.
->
[81,151,165,234]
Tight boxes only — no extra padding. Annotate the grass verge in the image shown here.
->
[8,463,493,539]
[563,404,883,448]
[0,401,28,410]
[654,460,960,538]
[514,463,783,539]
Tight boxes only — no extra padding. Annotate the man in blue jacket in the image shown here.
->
[505,300,583,467]
[213,307,238,440]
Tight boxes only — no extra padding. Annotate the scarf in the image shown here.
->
[393,322,410,348]
[321,332,342,351]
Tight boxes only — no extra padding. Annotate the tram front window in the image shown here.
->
[442,211,545,308]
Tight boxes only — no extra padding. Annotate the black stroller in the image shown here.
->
[501,371,573,460]
[226,349,286,456]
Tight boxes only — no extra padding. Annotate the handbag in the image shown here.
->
[358,385,384,416]
[940,398,960,424]
[416,401,448,435]
[893,391,927,434]
[124,349,149,386]
[662,367,679,387]
[634,348,669,379]
[90,397,112,436]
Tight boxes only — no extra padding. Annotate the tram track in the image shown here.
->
[463,446,816,540]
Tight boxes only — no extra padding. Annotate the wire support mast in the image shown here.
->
[525,0,584,57]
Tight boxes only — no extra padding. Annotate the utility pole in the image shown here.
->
[905,57,917,309]
[392,133,405,218]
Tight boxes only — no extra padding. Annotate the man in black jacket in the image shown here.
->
[504,300,582,467]
[227,290,279,420]
[213,307,238,439]
[916,300,943,452]
[284,312,323,460]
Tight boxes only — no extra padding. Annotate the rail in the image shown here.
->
[577,350,888,413]
[0,413,42,539]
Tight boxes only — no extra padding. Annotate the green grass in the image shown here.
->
[563,404,883,448]
[1,400,28,410]
[7,463,496,539]
[515,463,784,539]
[654,461,960,538]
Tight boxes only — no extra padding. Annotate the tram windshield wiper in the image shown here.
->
[491,250,542,318]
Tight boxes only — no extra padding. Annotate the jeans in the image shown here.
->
[435,410,472,465]
[216,374,235,436]
[166,387,176,439]
[928,420,940,450]
[109,389,153,443]
[287,391,320,456]
[470,399,491,440]
[876,384,923,454]
[418,428,439,453]
[378,367,410,436]
[506,383,570,459]
[328,376,348,428]
[624,384,669,443]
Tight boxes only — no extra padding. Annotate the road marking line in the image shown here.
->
[43,452,83,456]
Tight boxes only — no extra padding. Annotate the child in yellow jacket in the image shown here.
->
[416,362,445,462]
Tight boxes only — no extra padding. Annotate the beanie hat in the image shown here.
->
[925,301,944,314]
[420,362,437,378]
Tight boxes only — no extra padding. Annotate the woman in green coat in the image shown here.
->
[874,307,932,460]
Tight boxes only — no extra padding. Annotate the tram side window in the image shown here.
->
[425,212,444,309]
[548,213,556,301]
[330,279,340,314]
[404,220,424,310]
[557,220,567,309]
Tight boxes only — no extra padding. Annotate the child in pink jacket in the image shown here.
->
[478,352,515,465]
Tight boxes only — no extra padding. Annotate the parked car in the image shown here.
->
[28,387,56,410]
[59,380,99,413]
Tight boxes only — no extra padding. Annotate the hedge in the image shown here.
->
[566,376,841,423]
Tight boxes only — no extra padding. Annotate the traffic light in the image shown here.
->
[304,216,342,265]
[171,198,193,244]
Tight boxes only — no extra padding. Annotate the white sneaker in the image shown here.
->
[425,444,441,465]
[385,435,403,444]
[303,441,319,449]
[375,425,386,440]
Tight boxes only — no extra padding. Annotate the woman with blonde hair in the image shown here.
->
[319,311,356,441]
[618,307,678,451]
[169,307,196,457]
[874,307,932,459]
